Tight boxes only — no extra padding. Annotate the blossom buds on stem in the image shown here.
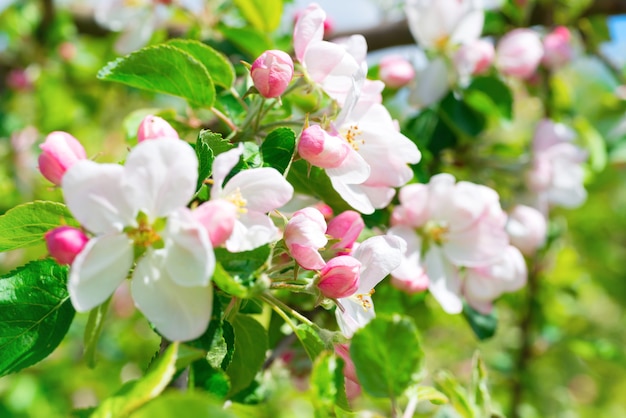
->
[250,50,294,98]
[38,131,87,186]
[136,115,179,142]
[317,255,361,299]
[45,226,89,265]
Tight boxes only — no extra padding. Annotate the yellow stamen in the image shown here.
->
[342,124,364,151]
[226,188,248,214]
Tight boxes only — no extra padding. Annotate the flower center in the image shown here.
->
[124,211,165,250]
[424,220,449,245]
[342,124,364,151]
[226,188,248,214]
[355,289,375,311]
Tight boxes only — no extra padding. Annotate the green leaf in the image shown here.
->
[167,39,235,88]
[175,344,206,370]
[195,135,215,192]
[97,44,216,107]
[261,127,296,174]
[463,303,498,340]
[415,386,449,405]
[83,297,111,369]
[233,0,283,33]
[465,76,513,120]
[0,259,75,376]
[439,92,486,139]
[350,315,424,398]
[574,117,607,172]
[294,324,325,361]
[470,352,492,414]
[0,201,79,252]
[218,25,273,58]
[310,351,351,413]
[434,371,475,418]
[92,342,180,418]
[212,263,249,298]
[214,245,271,283]
[130,392,235,418]
[198,129,233,156]
[287,160,352,213]
[226,314,268,395]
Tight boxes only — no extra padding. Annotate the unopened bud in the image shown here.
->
[193,199,238,247]
[38,131,87,185]
[379,55,415,89]
[250,50,294,98]
[45,226,89,265]
[542,26,573,69]
[326,210,364,252]
[137,115,179,142]
[454,39,495,76]
[298,125,351,169]
[496,29,543,79]
[318,255,360,299]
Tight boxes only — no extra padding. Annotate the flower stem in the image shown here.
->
[210,106,237,132]
[259,292,314,327]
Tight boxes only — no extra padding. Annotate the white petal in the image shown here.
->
[62,161,134,234]
[425,247,463,314]
[226,212,279,252]
[131,251,213,341]
[353,235,405,293]
[210,145,244,200]
[326,149,370,185]
[335,297,376,338]
[389,226,427,284]
[293,3,325,62]
[329,180,375,215]
[123,139,198,219]
[223,167,294,213]
[68,233,133,312]
[163,208,215,287]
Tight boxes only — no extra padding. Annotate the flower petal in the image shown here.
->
[226,211,280,252]
[326,149,370,185]
[223,167,294,213]
[293,3,325,62]
[353,235,405,293]
[210,145,244,200]
[123,139,198,219]
[131,251,213,341]
[62,160,133,234]
[68,233,133,311]
[335,296,376,338]
[163,208,215,287]
[425,247,463,314]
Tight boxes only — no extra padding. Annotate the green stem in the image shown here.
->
[260,292,314,327]
[210,106,237,132]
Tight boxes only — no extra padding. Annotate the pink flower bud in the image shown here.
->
[193,199,238,247]
[45,226,89,265]
[506,205,547,255]
[284,207,328,270]
[378,55,415,89]
[250,50,294,98]
[496,29,544,79]
[318,255,360,299]
[542,26,573,70]
[137,115,179,142]
[38,131,87,186]
[6,69,32,91]
[326,210,364,252]
[298,125,351,169]
[453,39,495,76]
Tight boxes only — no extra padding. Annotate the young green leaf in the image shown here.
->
[198,129,234,156]
[294,323,325,361]
[83,297,111,369]
[167,39,235,89]
[463,303,498,340]
[465,76,513,120]
[97,44,216,108]
[130,392,235,418]
[434,371,475,418]
[310,351,351,413]
[0,259,75,376]
[350,315,424,398]
[0,201,79,252]
[226,314,268,395]
[92,342,180,418]
[261,127,296,175]
[287,160,352,214]
[232,0,283,33]
[195,135,214,192]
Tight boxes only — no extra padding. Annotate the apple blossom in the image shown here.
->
[506,205,547,255]
[45,226,89,265]
[137,115,179,142]
[193,199,238,247]
[38,131,87,186]
[453,39,495,77]
[542,26,574,70]
[463,245,527,313]
[284,207,328,270]
[293,3,365,106]
[250,50,294,98]
[298,125,352,169]
[318,255,361,299]
[326,210,364,252]
[496,29,544,79]
[379,55,415,89]
[390,174,509,314]
[527,119,587,210]
[210,145,294,252]
[405,0,485,50]
[335,235,405,337]
[62,138,215,341]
